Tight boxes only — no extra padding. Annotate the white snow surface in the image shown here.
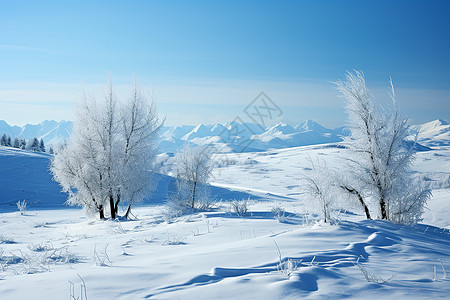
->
[0,143,449,299]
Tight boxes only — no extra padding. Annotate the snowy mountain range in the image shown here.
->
[0,120,72,146]
[0,119,448,153]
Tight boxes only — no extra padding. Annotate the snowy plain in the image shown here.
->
[0,121,449,299]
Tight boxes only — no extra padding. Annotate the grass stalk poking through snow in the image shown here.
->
[353,258,395,284]
[69,273,88,300]
[440,260,447,279]
[274,240,301,278]
[93,245,112,267]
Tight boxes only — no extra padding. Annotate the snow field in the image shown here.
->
[0,144,449,299]
[0,201,449,299]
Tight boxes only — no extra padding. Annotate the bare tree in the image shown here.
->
[335,71,430,223]
[170,145,214,211]
[51,142,106,218]
[115,84,161,219]
[304,159,334,223]
[51,80,161,219]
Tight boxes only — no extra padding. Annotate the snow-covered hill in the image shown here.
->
[411,119,450,147]
[0,148,67,212]
[0,143,449,299]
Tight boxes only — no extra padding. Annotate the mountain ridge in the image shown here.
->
[1,119,448,152]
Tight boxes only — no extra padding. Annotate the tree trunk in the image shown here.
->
[377,178,388,219]
[124,204,132,220]
[191,180,197,208]
[99,205,105,219]
[380,195,387,220]
[114,192,120,215]
[109,193,116,219]
[356,191,371,220]
[342,186,372,220]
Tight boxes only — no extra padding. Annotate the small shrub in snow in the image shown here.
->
[0,236,17,244]
[161,207,182,224]
[0,246,80,275]
[107,219,126,234]
[28,242,54,252]
[278,258,301,278]
[16,199,27,215]
[162,234,187,246]
[48,247,80,264]
[19,251,51,274]
[231,199,248,217]
[272,206,286,222]
[0,250,23,266]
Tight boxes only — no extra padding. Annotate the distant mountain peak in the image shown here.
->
[295,120,328,133]
[192,123,209,132]
[265,122,296,135]
[434,119,448,126]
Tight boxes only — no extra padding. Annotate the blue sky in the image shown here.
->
[0,0,449,127]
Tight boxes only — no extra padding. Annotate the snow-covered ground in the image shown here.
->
[0,144,449,299]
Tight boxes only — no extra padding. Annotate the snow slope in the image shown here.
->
[0,142,449,299]
[0,147,68,212]
[0,203,448,299]
[0,147,264,213]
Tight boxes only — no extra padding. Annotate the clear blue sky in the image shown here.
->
[1,0,449,127]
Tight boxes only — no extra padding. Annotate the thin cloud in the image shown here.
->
[0,44,69,55]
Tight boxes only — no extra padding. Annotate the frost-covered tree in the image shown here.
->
[304,159,335,223]
[171,145,214,211]
[51,141,107,218]
[13,137,20,148]
[338,175,372,220]
[51,81,161,219]
[336,71,430,224]
[20,139,26,149]
[28,137,41,152]
[114,84,161,218]
[0,134,9,146]
[39,138,45,152]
